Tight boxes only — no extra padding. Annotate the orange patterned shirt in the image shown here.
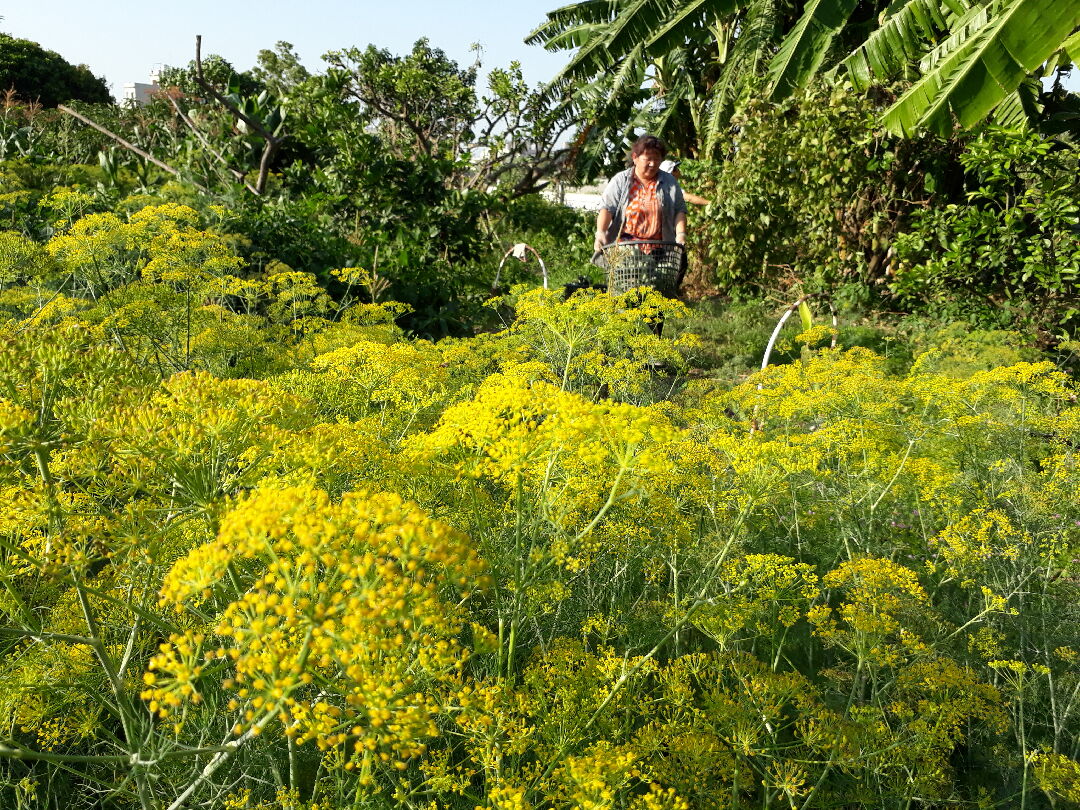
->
[622,176,661,241]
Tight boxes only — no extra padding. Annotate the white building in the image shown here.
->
[121,68,161,107]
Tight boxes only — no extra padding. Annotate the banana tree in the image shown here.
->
[767,0,1080,135]
[532,0,1080,154]
[526,0,763,158]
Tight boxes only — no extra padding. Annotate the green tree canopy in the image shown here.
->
[323,38,478,161]
[0,32,112,107]
[251,41,311,98]
[159,53,263,97]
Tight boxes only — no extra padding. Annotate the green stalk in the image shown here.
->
[504,474,525,681]
[497,616,505,679]
[506,613,519,683]
[560,336,577,390]
[167,625,315,810]
[288,733,298,794]
[31,442,61,543]
[672,548,680,656]
[1019,668,1029,810]
[571,460,630,544]
[72,575,153,810]
[185,284,192,369]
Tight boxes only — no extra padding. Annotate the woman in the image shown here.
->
[593,135,688,297]
[593,134,688,255]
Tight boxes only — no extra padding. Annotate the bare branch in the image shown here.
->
[255,140,280,195]
[341,84,434,158]
[57,105,206,192]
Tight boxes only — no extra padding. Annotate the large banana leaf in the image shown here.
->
[838,0,952,90]
[883,0,1080,136]
[1064,28,1080,61]
[703,0,778,152]
[766,0,860,99]
[529,0,742,82]
[526,0,625,45]
[917,3,989,72]
[605,41,648,101]
[645,0,742,55]
[527,0,753,158]
[991,75,1042,128]
[533,21,610,51]
[733,0,780,79]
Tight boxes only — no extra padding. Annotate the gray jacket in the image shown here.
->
[599,167,687,245]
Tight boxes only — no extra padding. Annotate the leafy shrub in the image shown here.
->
[892,128,1080,337]
[682,83,949,300]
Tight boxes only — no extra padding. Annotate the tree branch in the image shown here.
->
[344,85,435,158]
[194,35,283,194]
[194,36,275,142]
[57,105,206,192]
[168,96,260,195]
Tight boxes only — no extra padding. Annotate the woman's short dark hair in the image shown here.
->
[631,134,667,158]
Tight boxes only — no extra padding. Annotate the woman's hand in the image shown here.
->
[594,232,607,253]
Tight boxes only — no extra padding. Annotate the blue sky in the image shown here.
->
[3,0,571,98]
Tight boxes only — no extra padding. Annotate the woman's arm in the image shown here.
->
[595,208,613,253]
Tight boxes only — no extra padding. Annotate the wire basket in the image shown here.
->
[600,240,686,296]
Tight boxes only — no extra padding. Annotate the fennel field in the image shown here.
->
[0,204,1079,809]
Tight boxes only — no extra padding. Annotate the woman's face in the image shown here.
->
[632,148,662,181]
